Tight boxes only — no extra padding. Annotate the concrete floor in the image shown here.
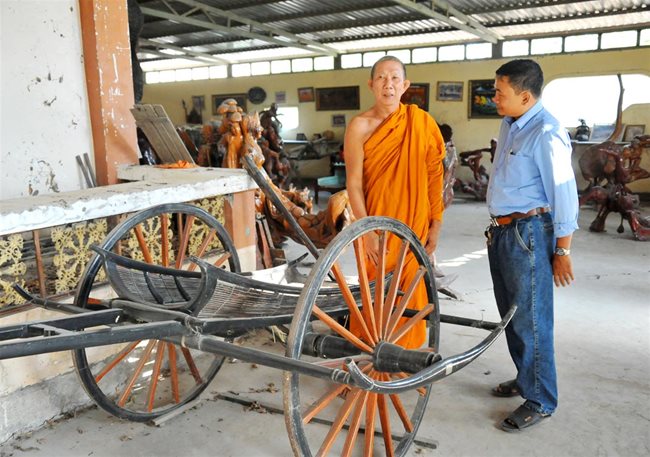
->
[1,198,648,457]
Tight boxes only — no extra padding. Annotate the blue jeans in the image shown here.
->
[487,212,557,415]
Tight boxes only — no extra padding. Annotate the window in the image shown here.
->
[641,28,650,46]
[543,74,650,127]
[209,65,227,79]
[386,49,411,64]
[341,53,362,69]
[158,70,176,83]
[601,30,637,49]
[363,51,386,67]
[466,42,492,60]
[251,61,270,76]
[192,67,209,80]
[145,72,160,84]
[438,44,464,61]
[314,56,334,70]
[271,60,291,74]
[175,68,192,81]
[231,63,251,77]
[564,34,598,52]
[292,58,313,72]
[502,40,529,57]
[531,37,562,55]
[411,46,437,63]
[277,106,299,130]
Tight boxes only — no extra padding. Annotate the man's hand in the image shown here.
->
[424,220,441,255]
[552,254,574,287]
[363,231,380,265]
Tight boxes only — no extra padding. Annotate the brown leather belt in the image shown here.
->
[490,207,550,226]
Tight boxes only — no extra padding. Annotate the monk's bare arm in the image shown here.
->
[344,116,370,221]
[425,122,446,254]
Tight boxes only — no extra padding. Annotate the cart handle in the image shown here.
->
[344,304,517,394]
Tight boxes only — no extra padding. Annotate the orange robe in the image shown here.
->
[352,103,445,349]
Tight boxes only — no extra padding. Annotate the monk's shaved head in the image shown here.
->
[370,56,407,79]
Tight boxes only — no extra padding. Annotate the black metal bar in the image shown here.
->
[12,284,106,314]
[169,333,351,385]
[242,153,320,259]
[440,313,500,330]
[0,309,122,342]
[0,320,186,360]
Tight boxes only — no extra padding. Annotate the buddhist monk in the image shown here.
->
[345,55,446,349]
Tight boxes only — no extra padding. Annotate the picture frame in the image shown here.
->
[298,87,315,103]
[589,124,616,142]
[332,114,346,128]
[316,86,360,111]
[623,124,645,142]
[401,83,429,110]
[275,91,286,104]
[191,95,205,111]
[436,81,463,101]
[468,80,498,118]
[212,94,247,114]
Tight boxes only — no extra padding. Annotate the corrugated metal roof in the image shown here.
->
[136,0,650,66]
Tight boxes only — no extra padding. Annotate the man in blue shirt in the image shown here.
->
[485,59,579,432]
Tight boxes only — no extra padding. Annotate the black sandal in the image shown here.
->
[501,404,550,432]
[492,379,520,397]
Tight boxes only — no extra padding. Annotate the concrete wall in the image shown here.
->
[143,47,650,192]
[0,0,95,200]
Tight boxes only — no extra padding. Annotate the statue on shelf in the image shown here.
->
[438,123,458,209]
[578,74,650,241]
[239,112,353,248]
[454,138,497,201]
[575,119,590,142]
[216,99,245,169]
[259,103,291,188]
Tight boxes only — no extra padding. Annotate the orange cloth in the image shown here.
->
[351,103,445,349]
[154,160,198,169]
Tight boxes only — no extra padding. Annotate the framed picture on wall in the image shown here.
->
[436,81,463,101]
[332,114,346,127]
[298,87,315,102]
[212,94,247,114]
[315,86,360,111]
[623,124,645,142]
[401,83,429,110]
[468,80,498,118]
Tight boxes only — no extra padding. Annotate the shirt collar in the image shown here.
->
[505,100,543,129]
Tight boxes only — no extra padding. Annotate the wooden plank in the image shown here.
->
[130,104,194,164]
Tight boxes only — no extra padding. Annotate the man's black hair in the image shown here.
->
[495,59,544,98]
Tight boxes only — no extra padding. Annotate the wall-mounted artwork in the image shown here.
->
[332,114,346,127]
[212,94,247,114]
[436,81,463,101]
[623,124,645,142]
[298,87,314,103]
[316,86,360,111]
[468,80,498,118]
[401,83,429,110]
[275,91,286,104]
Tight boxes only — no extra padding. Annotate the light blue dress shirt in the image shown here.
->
[487,101,579,237]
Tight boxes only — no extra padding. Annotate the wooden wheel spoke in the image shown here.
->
[353,237,379,342]
[330,263,375,345]
[146,341,166,412]
[388,303,434,344]
[312,305,373,353]
[381,240,409,337]
[188,228,216,272]
[303,364,373,425]
[384,267,426,340]
[377,390,395,457]
[181,347,204,384]
[175,214,196,269]
[316,388,364,457]
[160,214,169,267]
[94,340,141,383]
[214,251,232,268]
[342,391,370,457]
[134,224,154,264]
[167,343,180,403]
[384,377,414,433]
[364,393,378,457]
[118,340,156,407]
[374,231,387,340]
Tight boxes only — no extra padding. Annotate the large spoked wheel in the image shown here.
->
[72,203,240,422]
[284,217,440,456]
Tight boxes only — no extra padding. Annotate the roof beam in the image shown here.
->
[139,38,230,64]
[390,0,502,43]
[141,1,338,56]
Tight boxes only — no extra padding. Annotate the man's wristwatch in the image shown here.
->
[554,247,571,256]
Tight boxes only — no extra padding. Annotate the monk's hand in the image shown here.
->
[424,229,438,256]
[553,254,574,287]
[363,231,380,265]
